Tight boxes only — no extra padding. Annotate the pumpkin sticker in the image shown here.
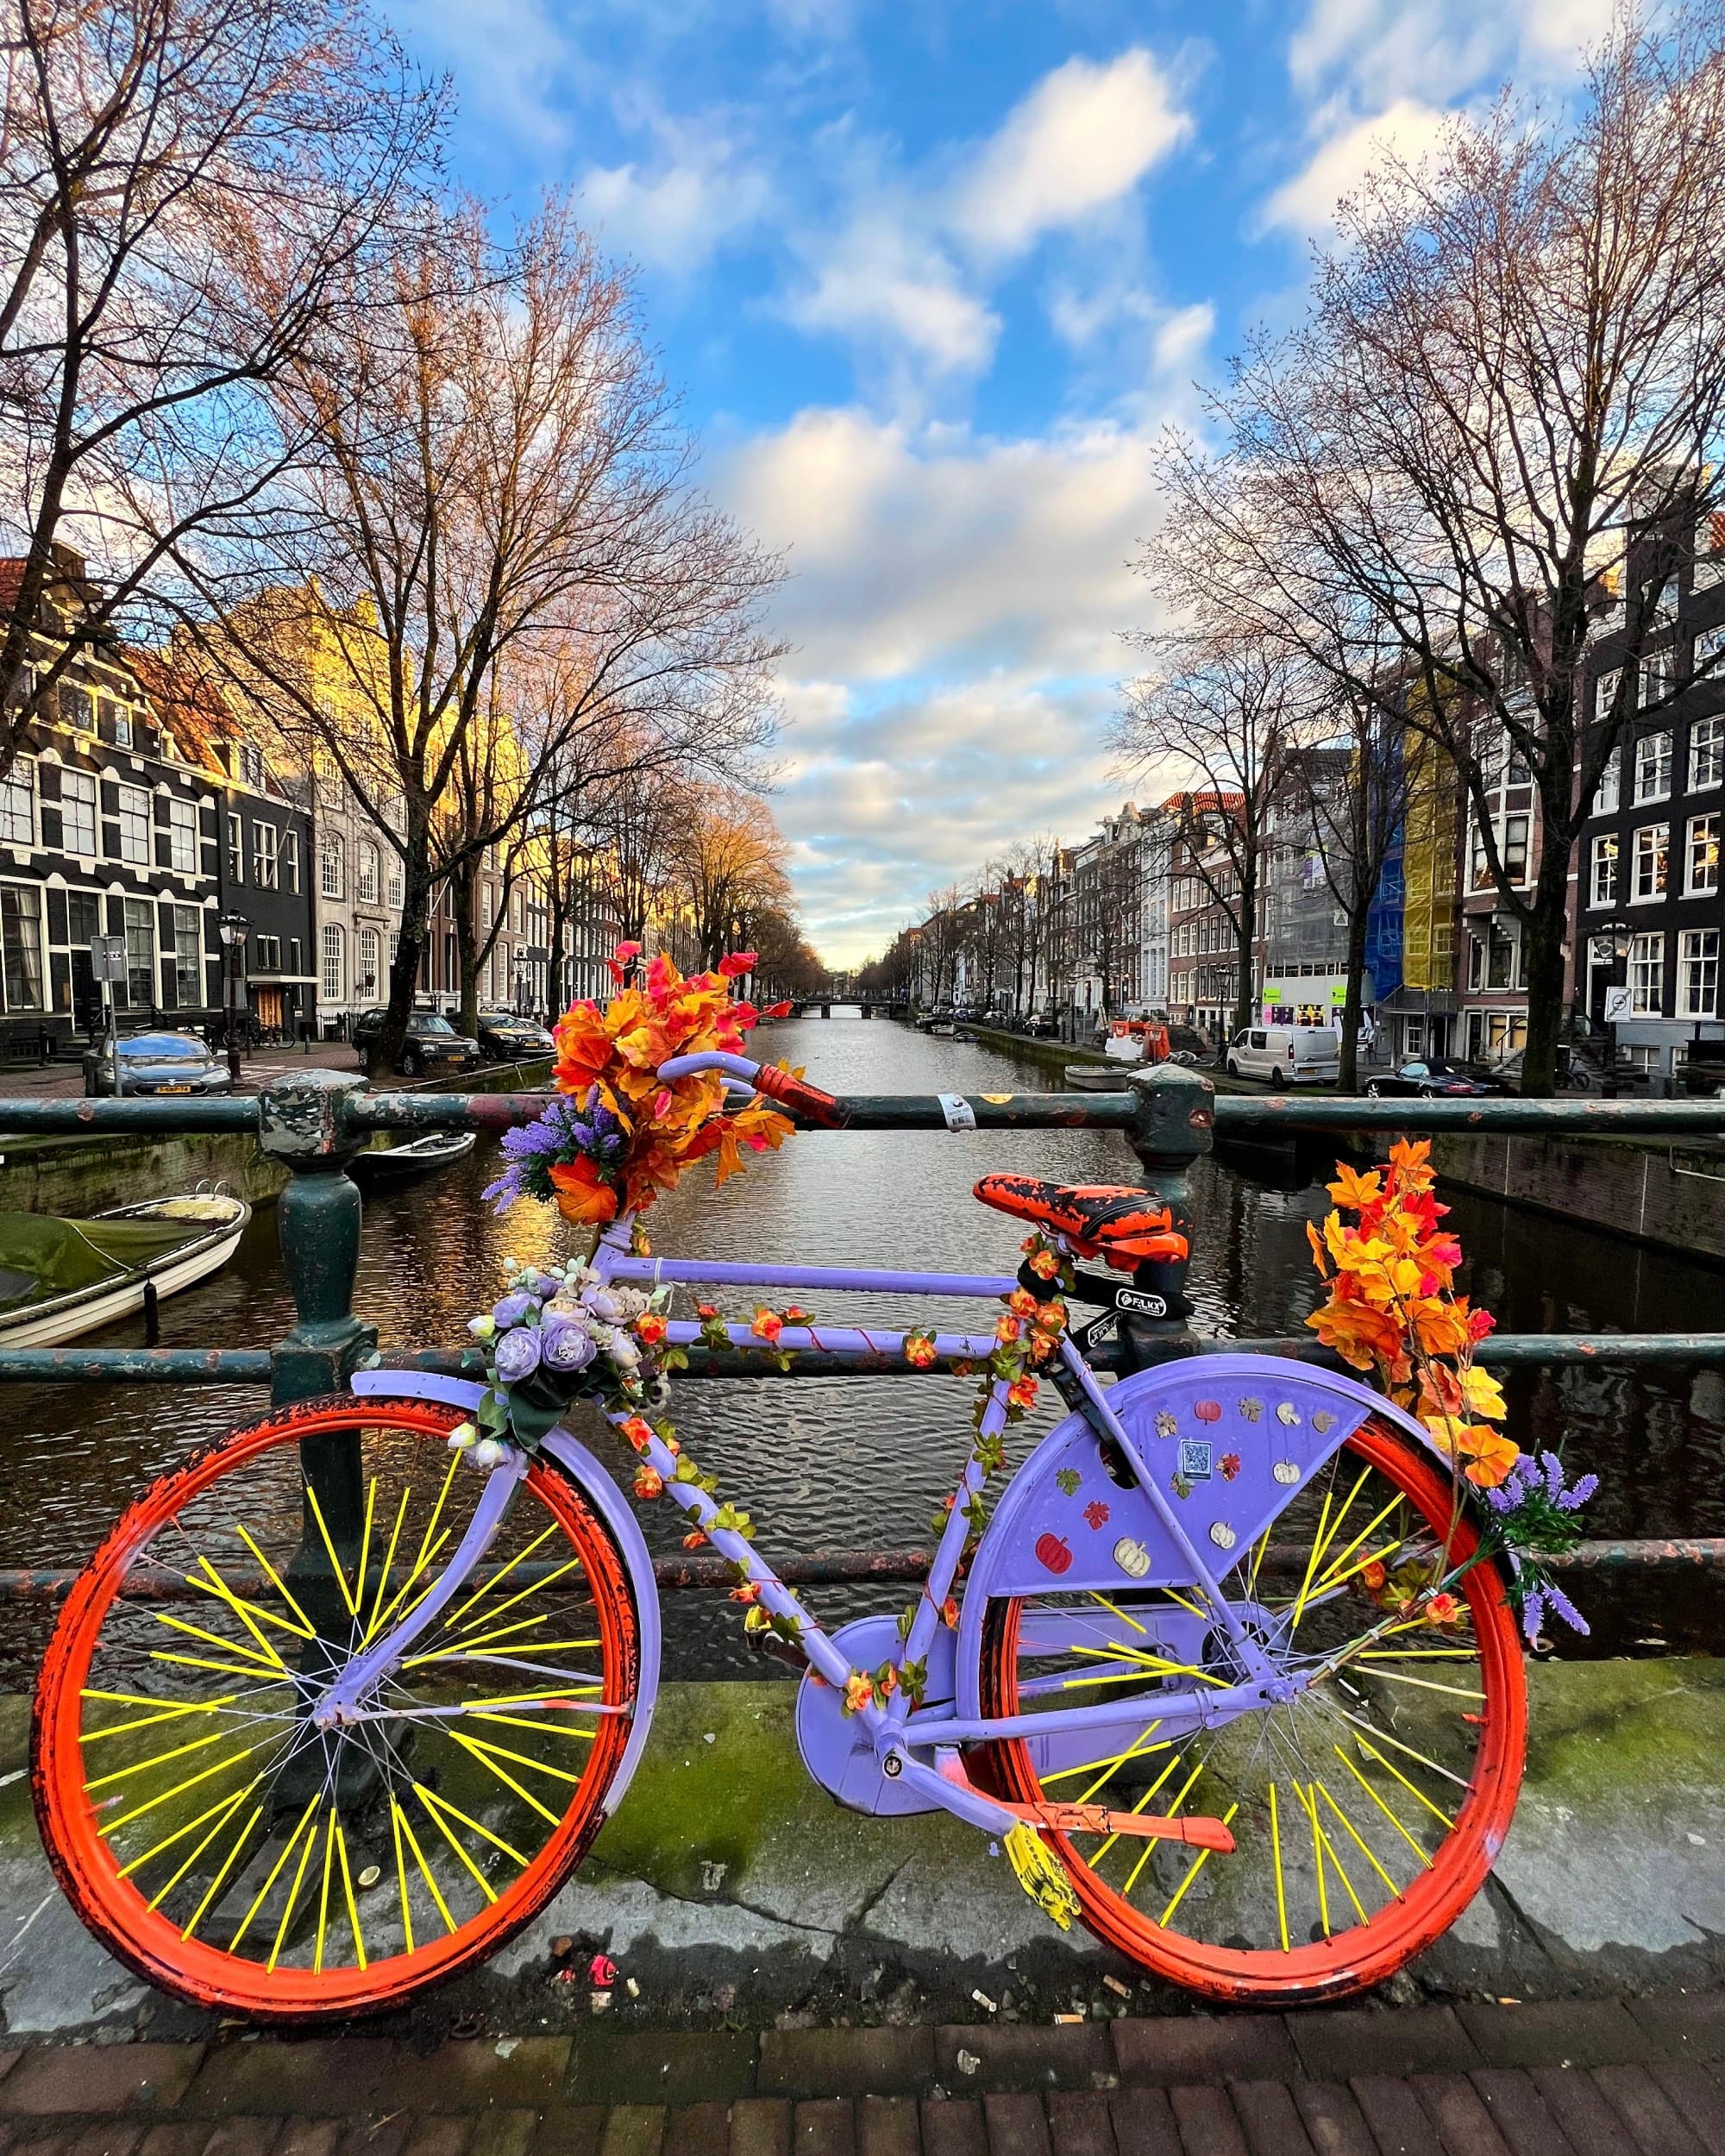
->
[1035,1532,1073,1576]
[1273,1459,1300,1484]
[1113,1536,1151,1578]
[1209,1520,1238,1551]
[1193,1399,1223,1424]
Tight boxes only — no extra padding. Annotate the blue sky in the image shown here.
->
[386,0,1613,967]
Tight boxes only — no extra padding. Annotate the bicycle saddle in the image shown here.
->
[973,1175,1189,1268]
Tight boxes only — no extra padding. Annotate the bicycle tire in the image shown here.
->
[34,1395,638,2021]
[975,1417,1526,2002]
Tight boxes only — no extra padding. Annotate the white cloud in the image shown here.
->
[950,49,1194,255]
[719,406,1181,962]
[581,125,771,274]
[781,219,1000,380]
[386,0,572,146]
[1288,0,1612,112]
[1262,96,1451,235]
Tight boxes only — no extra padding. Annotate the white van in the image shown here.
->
[1226,1025,1341,1087]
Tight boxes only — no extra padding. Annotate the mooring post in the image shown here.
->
[1121,1063,1214,1368]
[258,1072,376,1625]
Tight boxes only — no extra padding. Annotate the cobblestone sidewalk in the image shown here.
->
[0,1994,1721,2156]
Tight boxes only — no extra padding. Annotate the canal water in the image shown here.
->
[0,1017,1718,1680]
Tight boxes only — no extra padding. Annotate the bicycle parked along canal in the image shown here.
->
[31,953,1589,2020]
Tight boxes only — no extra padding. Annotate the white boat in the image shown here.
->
[0,1191,251,1348]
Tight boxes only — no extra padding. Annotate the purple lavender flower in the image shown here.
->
[1543,1583,1590,1635]
[492,1292,534,1329]
[492,1326,543,1384]
[1520,1587,1546,1646]
[1559,1472,1598,1511]
[1542,1451,1565,1501]
[542,1319,597,1374]
[482,1165,525,1212]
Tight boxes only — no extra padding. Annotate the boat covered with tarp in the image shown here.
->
[0,1192,251,1347]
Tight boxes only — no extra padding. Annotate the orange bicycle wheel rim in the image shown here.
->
[978,1418,1527,2002]
[34,1396,637,2021]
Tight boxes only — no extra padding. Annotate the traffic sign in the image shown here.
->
[91,934,126,983]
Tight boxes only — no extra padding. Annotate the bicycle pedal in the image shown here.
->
[1016,1802,1236,1852]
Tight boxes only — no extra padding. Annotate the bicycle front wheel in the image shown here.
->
[34,1395,638,2020]
[977,1418,1526,2002]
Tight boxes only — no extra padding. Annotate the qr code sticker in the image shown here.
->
[1177,1438,1213,1482]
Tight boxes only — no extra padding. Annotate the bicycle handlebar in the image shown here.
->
[656,1049,847,1128]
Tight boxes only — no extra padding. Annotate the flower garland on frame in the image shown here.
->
[1306,1138,1593,1644]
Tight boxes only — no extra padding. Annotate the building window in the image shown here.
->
[254,933,281,970]
[0,886,43,1011]
[1596,747,1622,815]
[0,760,34,847]
[1681,929,1720,1018]
[1651,577,1679,627]
[1687,812,1720,895]
[227,812,243,883]
[481,883,494,929]
[253,821,278,888]
[171,906,202,1008]
[116,785,149,865]
[1634,730,1673,804]
[386,853,402,909]
[238,742,264,788]
[320,830,344,900]
[1590,833,1619,908]
[1692,714,1724,792]
[321,923,344,1004]
[1633,822,1670,901]
[1596,667,1622,720]
[167,796,197,875]
[1629,930,1665,1015]
[288,937,301,977]
[357,841,380,905]
[122,897,154,1010]
[57,683,92,732]
[358,925,380,997]
[62,768,96,856]
[283,830,299,894]
[512,888,524,932]
[113,707,132,749]
[1642,646,1677,702]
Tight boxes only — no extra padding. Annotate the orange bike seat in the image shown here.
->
[974,1175,1189,1269]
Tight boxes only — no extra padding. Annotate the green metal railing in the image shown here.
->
[0,1066,1722,1585]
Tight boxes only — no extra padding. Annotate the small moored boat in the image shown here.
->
[348,1131,478,1184]
[0,1192,251,1348]
[1064,1062,1131,1092]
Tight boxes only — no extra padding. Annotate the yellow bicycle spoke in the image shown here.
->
[390,1798,415,1957]
[143,1786,255,1909]
[229,1792,322,1953]
[233,1524,319,1637]
[1316,1779,1399,1900]
[314,1808,337,1973]
[82,1695,242,1742]
[1350,1733,1458,1829]
[147,1613,280,1672]
[118,1776,260,1886]
[449,1729,584,1786]
[1046,1722,1167,1802]
[1334,1745,1433,1870]
[1299,1782,1331,1936]
[1355,1666,1486,1702]
[459,1711,595,1743]
[190,1558,302,1658]
[396,1802,457,1936]
[354,1479,379,1619]
[1095,1750,1185,1865]
[99,1741,269,1835]
[1336,1708,1467,1796]
[414,1779,529,1872]
[1288,1488,1336,1633]
[304,1483,359,1620]
[1157,1801,1239,1929]
[333,1813,367,1971]
[361,1486,414,1644]
[369,1456,463,1636]
[181,1802,263,1940]
[1123,1758,1205,1897]
[267,1801,325,1971]
[85,1724,248,1793]
[150,1651,290,1683]
[1269,1783,1290,1952]
[455,1557,585,1639]
[1308,1786,1368,1926]
[445,1733,563,1824]
[1087,1590,1146,1637]
[445,1522,561,1633]
[1312,1489,1409,1597]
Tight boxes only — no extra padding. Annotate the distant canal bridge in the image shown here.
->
[786,999,909,1018]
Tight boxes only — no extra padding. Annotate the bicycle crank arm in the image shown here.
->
[1007,1802,1236,1852]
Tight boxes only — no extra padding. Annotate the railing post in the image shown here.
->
[258,1072,375,1628]
[1121,1064,1215,1367]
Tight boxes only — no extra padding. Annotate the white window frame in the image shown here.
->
[1634,730,1673,805]
[321,922,344,1004]
[116,784,150,866]
[1596,747,1622,815]
[1633,822,1670,902]
[386,853,403,909]
[356,840,380,905]
[253,821,279,889]
[227,811,243,883]
[0,759,34,847]
[1629,930,1665,1016]
[320,830,344,901]
[1681,928,1720,1018]
[166,796,197,876]
[1691,713,1724,793]
[1687,812,1720,896]
[283,830,299,894]
[62,768,96,857]
[1590,833,1619,908]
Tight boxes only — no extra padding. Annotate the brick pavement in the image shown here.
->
[0,1994,1719,2156]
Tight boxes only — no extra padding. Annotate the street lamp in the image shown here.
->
[1588,915,1635,1094]
[217,912,248,1089]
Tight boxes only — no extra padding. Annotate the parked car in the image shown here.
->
[1679,1038,1725,1096]
[1471,1049,1593,1092]
[1225,1025,1341,1086]
[351,1007,481,1079]
[85,1030,235,1097]
[1363,1054,1509,1099]
[476,1011,555,1060]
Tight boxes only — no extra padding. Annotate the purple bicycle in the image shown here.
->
[34,1044,1527,2019]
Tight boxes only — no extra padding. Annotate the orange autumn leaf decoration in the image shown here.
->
[544,948,795,1225]
[1308,1138,1517,1489]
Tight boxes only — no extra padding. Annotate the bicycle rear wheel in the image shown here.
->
[976,1418,1526,2002]
[34,1395,637,2020]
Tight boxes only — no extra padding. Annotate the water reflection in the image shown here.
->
[0,1018,1716,1677]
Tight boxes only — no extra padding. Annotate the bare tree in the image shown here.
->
[1156,3,1725,1088]
[668,785,791,969]
[0,0,442,767]
[1114,626,1304,1039]
[193,197,782,1073]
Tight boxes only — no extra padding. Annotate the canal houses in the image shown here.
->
[1165,792,1247,1039]
[0,554,229,1056]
